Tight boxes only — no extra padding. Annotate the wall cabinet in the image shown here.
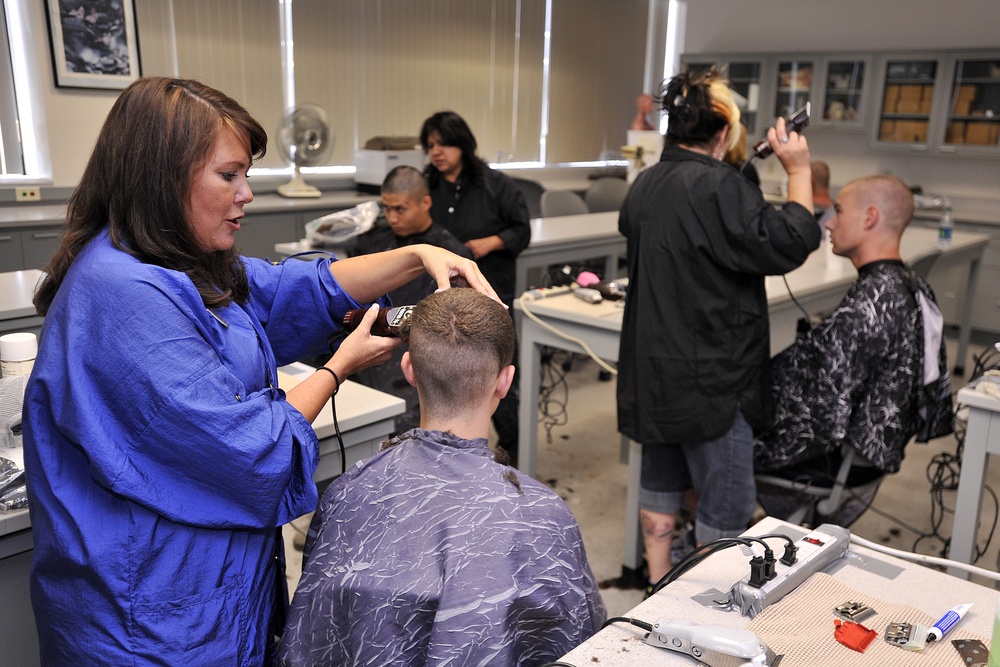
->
[679,56,766,137]
[683,49,1000,154]
[871,52,1000,154]
[681,52,875,138]
[815,57,872,131]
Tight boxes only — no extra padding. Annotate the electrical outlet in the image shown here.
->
[15,187,41,202]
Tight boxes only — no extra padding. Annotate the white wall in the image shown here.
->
[684,0,1000,53]
[22,0,1000,208]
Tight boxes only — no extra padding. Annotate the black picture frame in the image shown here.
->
[45,0,140,90]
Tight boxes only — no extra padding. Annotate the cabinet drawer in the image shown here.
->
[237,213,299,261]
[23,228,63,271]
[0,231,24,272]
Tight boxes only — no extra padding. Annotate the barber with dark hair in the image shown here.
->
[617,68,822,593]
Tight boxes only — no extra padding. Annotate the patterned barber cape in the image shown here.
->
[277,428,606,667]
[754,260,953,474]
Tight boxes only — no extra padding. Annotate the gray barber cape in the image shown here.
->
[277,429,606,666]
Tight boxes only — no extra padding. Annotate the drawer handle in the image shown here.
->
[32,232,60,239]
[0,235,11,242]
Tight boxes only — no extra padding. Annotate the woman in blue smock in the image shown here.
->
[22,77,497,666]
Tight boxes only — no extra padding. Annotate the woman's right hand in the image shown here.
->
[330,304,402,377]
[767,117,813,212]
[767,117,811,176]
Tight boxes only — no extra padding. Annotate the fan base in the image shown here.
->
[277,180,322,198]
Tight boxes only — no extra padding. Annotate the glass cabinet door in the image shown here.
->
[728,62,763,136]
[821,60,866,125]
[877,59,937,144]
[944,58,1000,147]
[774,60,813,120]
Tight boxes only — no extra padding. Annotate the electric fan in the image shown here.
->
[276,103,333,198]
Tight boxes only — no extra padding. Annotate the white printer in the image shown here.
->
[354,136,426,192]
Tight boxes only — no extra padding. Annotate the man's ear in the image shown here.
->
[863,203,880,231]
[495,365,515,399]
[401,351,417,388]
[420,194,432,213]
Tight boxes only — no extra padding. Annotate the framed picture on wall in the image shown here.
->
[45,0,140,90]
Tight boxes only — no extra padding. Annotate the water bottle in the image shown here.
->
[938,206,953,248]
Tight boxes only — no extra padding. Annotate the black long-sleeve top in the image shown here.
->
[427,167,531,306]
[616,145,822,445]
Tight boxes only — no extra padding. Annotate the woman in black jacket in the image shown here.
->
[616,68,821,591]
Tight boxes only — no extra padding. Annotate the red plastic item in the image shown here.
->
[834,619,878,653]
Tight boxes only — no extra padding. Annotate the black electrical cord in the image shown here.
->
[600,616,654,633]
[650,537,753,596]
[783,274,813,325]
[538,347,571,445]
[325,331,349,476]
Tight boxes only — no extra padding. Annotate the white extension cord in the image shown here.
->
[517,289,619,375]
[850,534,1000,583]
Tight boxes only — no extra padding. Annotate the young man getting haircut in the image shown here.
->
[347,165,472,433]
[278,288,606,666]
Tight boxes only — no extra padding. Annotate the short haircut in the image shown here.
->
[812,160,831,189]
[848,174,915,234]
[407,288,515,418]
[382,165,430,200]
[660,67,741,153]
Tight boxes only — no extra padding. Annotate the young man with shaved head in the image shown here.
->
[754,175,954,522]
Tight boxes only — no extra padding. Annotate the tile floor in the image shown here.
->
[284,332,1000,619]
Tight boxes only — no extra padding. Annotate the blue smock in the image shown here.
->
[23,232,366,665]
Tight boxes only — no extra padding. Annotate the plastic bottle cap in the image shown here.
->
[0,332,37,362]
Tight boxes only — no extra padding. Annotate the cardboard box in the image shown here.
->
[883,85,901,113]
[946,121,967,143]
[965,122,999,145]
[956,84,977,102]
[879,120,896,140]
[896,120,928,142]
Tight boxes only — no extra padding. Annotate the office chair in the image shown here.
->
[755,443,885,528]
[584,176,630,213]
[540,190,589,217]
[510,177,546,219]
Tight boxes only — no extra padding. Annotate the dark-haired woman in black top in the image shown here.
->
[420,111,531,463]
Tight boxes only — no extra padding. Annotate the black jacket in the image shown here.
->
[428,167,531,306]
[616,145,821,444]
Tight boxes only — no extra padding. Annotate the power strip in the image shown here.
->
[730,524,851,618]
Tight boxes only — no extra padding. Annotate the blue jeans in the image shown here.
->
[639,409,756,544]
